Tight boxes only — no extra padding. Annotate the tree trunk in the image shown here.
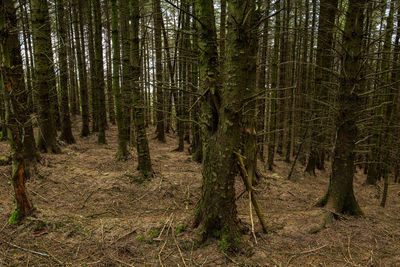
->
[57,0,75,144]
[267,0,281,171]
[153,0,166,142]
[104,0,116,125]
[111,0,128,159]
[93,0,107,144]
[194,0,258,251]
[1,0,34,224]
[306,0,339,174]
[73,0,90,137]
[316,0,365,217]
[31,0,60,153]
[130,0,153,177]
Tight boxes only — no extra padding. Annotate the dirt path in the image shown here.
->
[0,119,399,266]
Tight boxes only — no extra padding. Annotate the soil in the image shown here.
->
[0,119,399,266]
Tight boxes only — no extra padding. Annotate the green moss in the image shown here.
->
[9,208,22,225]
[36,220,46,230]
[147,228,160,239]
[219,237,230,251]
[136,234,145,242]
[176,223,188,234]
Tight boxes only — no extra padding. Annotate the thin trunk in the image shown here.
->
[93,0,107,144]
[57,0,75,144]
[130,0,152,177]
[153,0,166,142]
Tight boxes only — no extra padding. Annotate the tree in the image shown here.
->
[316,0,366,221]
[111,0,128,160]
[306,0,339,174]
[56,0,75,144]
[153,0,166,142]
[31,0,60,153]
[104,0,116,125]
[93,0,107,144]
[194,0,258,250]
[73,0,90,137]
[267,0,281,171]
[130,0,153,177]
[1,0,34,224]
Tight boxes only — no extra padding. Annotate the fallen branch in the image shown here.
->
[286,244,328,266]
[5,242,50,258]
[235,152,268,233]
[172,223,188,267]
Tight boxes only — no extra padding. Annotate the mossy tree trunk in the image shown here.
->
[1,0,34,224]
[56,0,75,144]
[31,0,60,153]
[194,0,258,251]
[316,0,366,216]
[130,0,152,177]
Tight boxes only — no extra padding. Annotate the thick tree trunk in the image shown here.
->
[31,0,60,153]
[194,0,258,251]
[1,0,34,224]
[316,0,365,217]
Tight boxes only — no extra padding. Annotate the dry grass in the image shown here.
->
[0,118,399,266]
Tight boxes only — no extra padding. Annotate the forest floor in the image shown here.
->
[0,119,400,266]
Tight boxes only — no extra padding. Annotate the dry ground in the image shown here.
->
[0,118,399,266]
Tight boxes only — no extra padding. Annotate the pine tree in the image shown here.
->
[31,0,60,153]
[1,0,34,224]
[56,0,75,144]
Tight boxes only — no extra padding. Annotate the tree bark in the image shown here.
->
[1,0,34,224]
[57,0,75,144]
[316,0,365,217]
[31,0,60,153]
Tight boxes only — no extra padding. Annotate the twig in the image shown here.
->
[159,216,174,267]
[172,222,187,267]
[235,152,268,233]
[0,221,8,233]
[347,236,353,261]
[80,188,99,209]
[157,214,173,240]
[5,242,50,258]
[286,244,328,266]
[111,228,137,245]
[30,189,48,202]
[249,191,257,244]
[221,251,240,265]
